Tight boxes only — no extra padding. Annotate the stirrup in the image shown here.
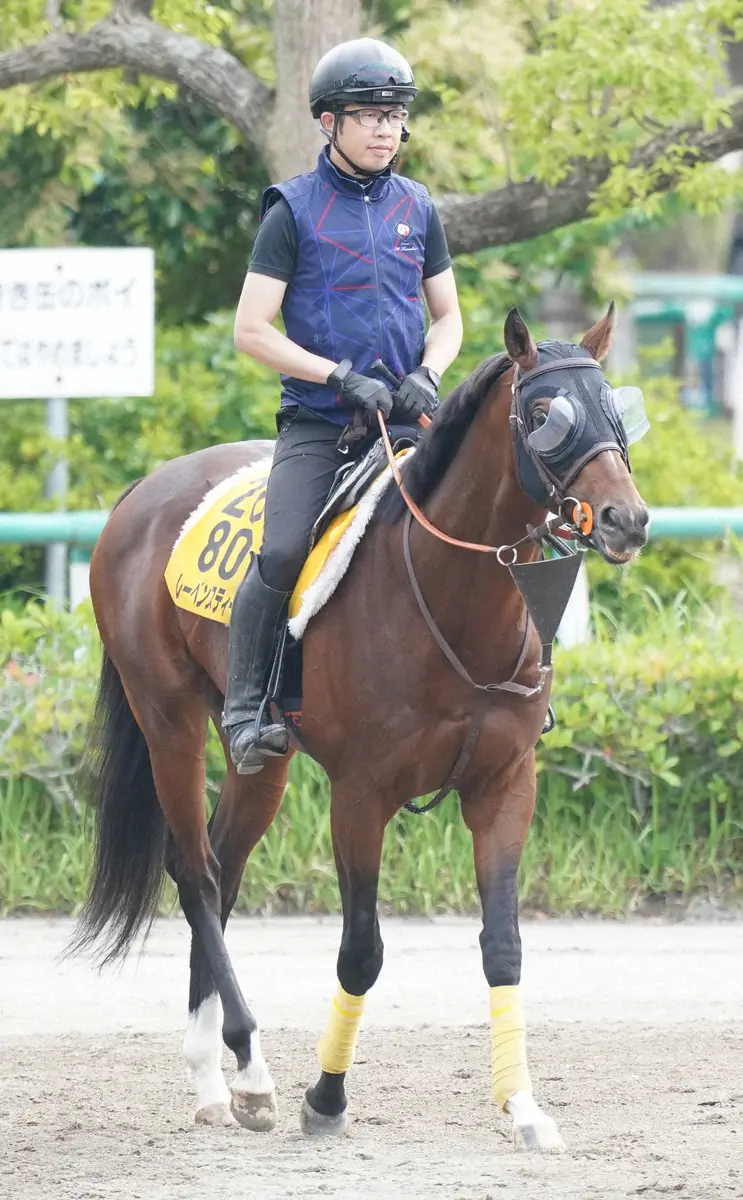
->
[541,704,556,736]
[228,717,288,775]
[228,693,287,775]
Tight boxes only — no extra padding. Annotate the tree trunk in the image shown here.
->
[269,0,362,182]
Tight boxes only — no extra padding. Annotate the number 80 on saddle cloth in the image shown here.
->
[164,458,368,627]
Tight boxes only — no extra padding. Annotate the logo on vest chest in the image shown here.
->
[396,222,412,237]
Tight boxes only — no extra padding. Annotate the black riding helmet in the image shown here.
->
[310,39,416,178]
[309,38,417,118]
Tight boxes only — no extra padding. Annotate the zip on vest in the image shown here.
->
[363,194,386,367]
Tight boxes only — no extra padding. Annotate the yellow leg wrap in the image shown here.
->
[317,984,366,1074]
[490,985,532,1110]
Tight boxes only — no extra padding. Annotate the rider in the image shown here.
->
[223,37,464,774]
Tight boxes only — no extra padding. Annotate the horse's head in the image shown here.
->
[504,305,649,563]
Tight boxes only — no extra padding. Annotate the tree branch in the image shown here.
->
[436,97,743,254]
[0,10,274,161]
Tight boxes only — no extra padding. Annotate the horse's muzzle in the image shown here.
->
[592,501,650,563]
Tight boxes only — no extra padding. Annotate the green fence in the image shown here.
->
[1,507,742,547]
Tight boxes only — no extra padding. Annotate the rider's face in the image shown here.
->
[321,105,404,173]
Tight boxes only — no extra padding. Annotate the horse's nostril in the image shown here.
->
[598,503,649,547]
[599,505,621,531]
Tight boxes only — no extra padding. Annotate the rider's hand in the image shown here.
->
[327,360,393,419]
[392,366,440,422]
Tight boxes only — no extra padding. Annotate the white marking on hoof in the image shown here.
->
[184,995,231,1119]
[506,1089,566,1154]
[195,1102,238,1128]
[229,1031,278,1132]
[300,1095,350,1138]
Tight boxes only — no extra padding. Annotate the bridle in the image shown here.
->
[509,356,629,509]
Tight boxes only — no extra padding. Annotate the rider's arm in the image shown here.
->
[236,201,337,382]
[421,267,463,379]
[234,272,338,384]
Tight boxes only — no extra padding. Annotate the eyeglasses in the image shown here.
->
[343,108,408,129]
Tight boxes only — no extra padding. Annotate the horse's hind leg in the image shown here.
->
[140,694,276,1133]
[302,782,388,1136]
[184,740,289,1130]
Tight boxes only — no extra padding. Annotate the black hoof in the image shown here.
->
[300,1095,349,1137]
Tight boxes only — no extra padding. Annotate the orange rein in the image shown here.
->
[376,410,593,556]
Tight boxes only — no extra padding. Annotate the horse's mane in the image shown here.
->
[375,352,512,524]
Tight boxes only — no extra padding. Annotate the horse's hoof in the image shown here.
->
[230,1089,278,1132]
[300,1096,349,1137]
[513,1118,566,1154]
[506,1090,566,1154]
[195,1101,238,1127]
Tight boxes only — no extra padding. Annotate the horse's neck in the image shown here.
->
[425,377,544,555]
[407,378,546,655]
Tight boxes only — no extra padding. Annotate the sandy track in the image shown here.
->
[1,916,742,1199]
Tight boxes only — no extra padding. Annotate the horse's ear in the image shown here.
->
[580,301,616,361]
[504,307,538,370]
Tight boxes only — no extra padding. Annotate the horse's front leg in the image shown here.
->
[461,754,566,1153]
[301,784,387,1137]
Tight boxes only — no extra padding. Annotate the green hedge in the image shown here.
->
[1,598,741,916]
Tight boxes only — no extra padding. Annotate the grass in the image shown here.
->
[2,589,741,918]
[2,754,741,918]
[0,777,90,913]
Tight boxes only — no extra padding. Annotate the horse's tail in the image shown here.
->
[68,648,168,965]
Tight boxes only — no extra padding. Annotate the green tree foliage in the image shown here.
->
[1,1,743,318]
[2,0,742,613]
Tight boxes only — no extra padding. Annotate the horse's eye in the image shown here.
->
[533,409,548,428]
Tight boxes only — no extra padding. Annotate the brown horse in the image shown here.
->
[73,306,648,1150]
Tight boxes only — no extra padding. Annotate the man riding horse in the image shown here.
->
[223,38,464,775]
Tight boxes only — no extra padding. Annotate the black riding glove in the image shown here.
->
[392,366,440,422]
[327,359,393,419]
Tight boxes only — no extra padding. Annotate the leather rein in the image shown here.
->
[374,366,593,815]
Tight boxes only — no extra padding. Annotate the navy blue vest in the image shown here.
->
[261,148,432,425]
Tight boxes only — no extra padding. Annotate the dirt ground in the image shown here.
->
[1,916,742,1200]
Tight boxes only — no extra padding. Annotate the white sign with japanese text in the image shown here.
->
[0,247,155,399]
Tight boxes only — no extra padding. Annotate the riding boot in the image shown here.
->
[222,560,291,775]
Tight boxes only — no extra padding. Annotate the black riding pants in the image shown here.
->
[258,406,418,593]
